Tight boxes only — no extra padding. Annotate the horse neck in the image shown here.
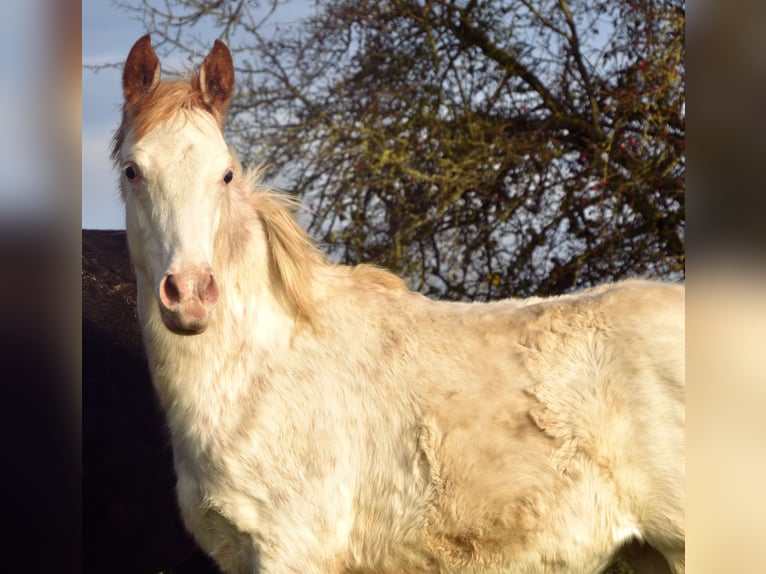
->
[214,207,297,335]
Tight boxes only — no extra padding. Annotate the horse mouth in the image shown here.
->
[158,304,210,335]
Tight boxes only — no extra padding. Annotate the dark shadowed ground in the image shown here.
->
[82,229,667,574]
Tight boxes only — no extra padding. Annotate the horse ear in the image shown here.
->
[123,35,161,107]
[199,39,234,116]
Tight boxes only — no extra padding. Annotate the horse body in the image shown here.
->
[114,36,685,574]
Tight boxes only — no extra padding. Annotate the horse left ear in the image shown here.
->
[199,39,234,116]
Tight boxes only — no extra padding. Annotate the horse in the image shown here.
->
[112,35,685,574]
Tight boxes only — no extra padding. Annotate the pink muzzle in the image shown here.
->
[158,266,219,335]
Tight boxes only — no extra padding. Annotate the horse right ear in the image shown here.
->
[199,39,234,117]
[123,34,161,107]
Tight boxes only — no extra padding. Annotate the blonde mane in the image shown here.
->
[222,157,408,325]
[243,173,325,324]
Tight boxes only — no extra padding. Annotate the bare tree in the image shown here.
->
[116,0,685,299]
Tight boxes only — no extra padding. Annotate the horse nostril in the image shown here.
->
[160,274,183,307]
[199,273,219,306]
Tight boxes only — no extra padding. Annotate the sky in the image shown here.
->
[82,0,315,230]
[82,1,159,230]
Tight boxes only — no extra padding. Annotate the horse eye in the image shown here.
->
[223,170,234,185]
[124,165,137,180]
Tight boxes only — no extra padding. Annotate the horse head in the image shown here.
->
[114,35,235,335]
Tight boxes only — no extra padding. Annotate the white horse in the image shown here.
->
[113,35,685,574]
